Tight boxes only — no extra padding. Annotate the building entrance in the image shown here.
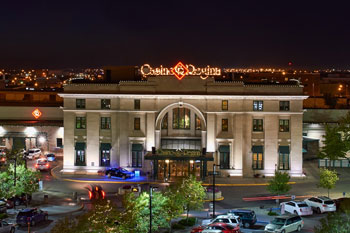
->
[157,160,201,180]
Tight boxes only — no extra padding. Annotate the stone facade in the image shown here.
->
[59,76,306,177]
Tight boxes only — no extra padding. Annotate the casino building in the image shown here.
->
[59,63,307,178]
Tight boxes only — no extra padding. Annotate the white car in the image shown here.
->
[26,148,41,159]
[280,201,313,216]
[304,196,336,214]
[35,158,50,171]
[265,215,304,233]
[202,214,241,228]
[0,220,16,233]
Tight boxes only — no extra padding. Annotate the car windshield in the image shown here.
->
[324,200,334,205]
[37,160,48,164]
[47,154,54,157]
[28,150,34,153]
[120,168,128,172]
[18,211,33,217]
[271,218,286,225]
[298,203,308,207]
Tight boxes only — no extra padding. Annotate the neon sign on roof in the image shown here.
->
[140,62,221,80]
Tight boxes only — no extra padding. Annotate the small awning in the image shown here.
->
[75,142,85,150]
[132,144,143,151]
[100,143,111,150]
[252,146,263,153]
[279,146,290,154]
[219,145,230,153]
[303,137,319,142]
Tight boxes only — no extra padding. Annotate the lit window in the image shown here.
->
[101,99,111,109]
[161,113,168,129]
[222,100,228,111]
[134,118,140,130]
[279,146,290,170]
[56,138,63,148]
[280,101,290,111]
[195,115,201,130]
[252,146,263,170]
[173,108,190,129]
[279,119,290,132]
[222,118,228,131]
[134,99,140,110]
[76,117,86,129]
[101,117,111,129]
[253,101,263,111]
[76,99,85,109]
[253,119,263,132]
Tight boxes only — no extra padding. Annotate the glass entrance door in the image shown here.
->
[157,160,202,180]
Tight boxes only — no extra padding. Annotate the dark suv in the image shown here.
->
[16,208,48,226]
[227,209,257,228]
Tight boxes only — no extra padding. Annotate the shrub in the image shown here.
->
[0,213,8,220]
[172,223,185,230]
[178,217,196,226]
[268,211,278,216]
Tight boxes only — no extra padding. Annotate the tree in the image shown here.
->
[318,125,348,167]
[318,168,339,198]
[314,211,350,233]
[0,171,16,199]
[267,171,291,203]
[119,191,170,233]
[8,164,40,197]
[173,175,206,220]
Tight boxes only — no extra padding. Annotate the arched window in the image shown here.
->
[172,108,190,129]
[161,113,168,129]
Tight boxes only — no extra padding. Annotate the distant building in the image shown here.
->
[60,65,306,178]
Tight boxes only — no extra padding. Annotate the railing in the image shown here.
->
[318,159,350,168]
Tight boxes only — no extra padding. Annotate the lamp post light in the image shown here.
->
[212,164,220,218]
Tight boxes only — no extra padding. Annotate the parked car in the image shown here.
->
[265,215,304,233]
[35,158,50,171]
[86,185,106,200]
[304,196,336,214]
[0,220,16,233]
[7,194,31,207]
[280,201,313,216]
[202,214,241,228]
[203,223,240,233]
[227,209,257,228]
[16,208,48,226]
[105,167,135,179]
[45,153,56,162]
[26,149,41,160]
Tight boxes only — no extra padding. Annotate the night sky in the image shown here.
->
[1,1,349,69]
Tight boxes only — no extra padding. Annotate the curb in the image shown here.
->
[204,197,225,202]
[48,202,85,216]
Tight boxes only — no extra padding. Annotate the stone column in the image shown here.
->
[201,131,207,149]
[206,114,216,152]
[86,112,100,172]
[155,130,161,149]
[233,114,243,176]
[290,114,303,176]
[146,113,155,151]
[63,112,75,171]
[111,112,119,167]
[264,115,278,176]
[242,114,252,177]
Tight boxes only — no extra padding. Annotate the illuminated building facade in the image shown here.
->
[0,90,64,153]
[60,65,307,178]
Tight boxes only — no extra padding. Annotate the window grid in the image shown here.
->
[132,151,142,167]
[75,150,86,166]
[172,108,191,129]
[253,119,263,132]
[76,117,86,129]
[134,117,140,130]
[280,101,290,111]
[222,100,228,111]
[222,118,228,131]
[161,113,168,129]
[252,152,263,170]
[220,152,230,169]
[76,99,85,109]
[101,99,111,109]
[279,153,289,170]
[195,115,201,130]
[253,101,263,111]
[101,117,111,129]
[134,99,140,110]
[279,119,290,132]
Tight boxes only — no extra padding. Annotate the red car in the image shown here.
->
[192,223,240,233]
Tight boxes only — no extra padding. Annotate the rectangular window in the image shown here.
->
[222,100,228,111]
[132,144,143,168]
[134,99,140,110]
[253,100,263,111]
[161,113,168,129]
[56,138,63,148]
[222,118,228,131]
[219,146,230,169]
[280,101,290,111]
[279,119,290,132]
[195,115,201,130]
[76,99,85,109]
[253,119,263,132]
[100,143,111,167]
[76,117,86,129]
[101,117,111,129]
[0,138,6,147]
[279,153,289,170]
[75,142,86,166]
[252,146,264,170]
[101,99,111,109]
[172,108,190,129]
[134,117,140,130]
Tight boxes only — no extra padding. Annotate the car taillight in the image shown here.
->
[46,164,49,167]
[302,220,304,225]
[323,205,327,207]
[35,164,38,168]
[88,191,92,199]
[102,190,106,199]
